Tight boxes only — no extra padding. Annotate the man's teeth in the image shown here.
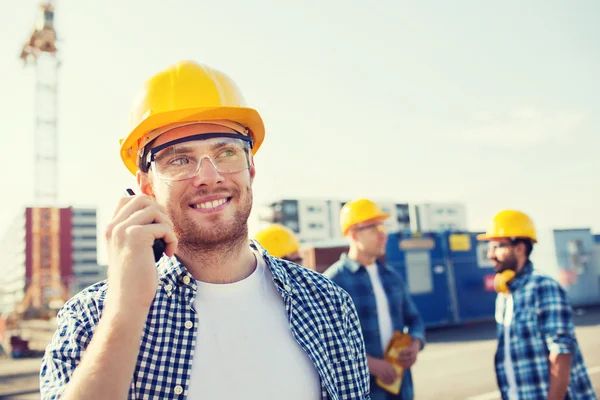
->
[193,198,227,209]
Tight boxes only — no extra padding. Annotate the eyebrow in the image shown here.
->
[153,146,195,163]
[153,139,245,161]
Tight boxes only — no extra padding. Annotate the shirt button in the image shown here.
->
[174,385,183,395]
[182,275,191,285]
[165,284,173,291]
[184,320,193,329]
[284,284,292,292]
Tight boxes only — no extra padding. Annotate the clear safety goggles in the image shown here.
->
[145,133,253,181]
[355,221,389,233]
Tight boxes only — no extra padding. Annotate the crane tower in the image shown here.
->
[20,0,59,205]
[18,1,67,317]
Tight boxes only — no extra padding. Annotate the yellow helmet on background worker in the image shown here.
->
[476,209,537,243]
[255,224,301,259]
[119,60,265,175]
[340,198,391,236]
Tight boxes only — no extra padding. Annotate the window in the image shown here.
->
[74,247,97,253]
[476,242,494,268]
[404,251,433,294]
[78,259,98,265]
[285,220,299,232]
[75,270,100,277]
[308,222,324,229]
[307,206,322,213]
[283,203,298,215]
[74,210,96,217]
[76,224,97,229]
[73,235,96,240]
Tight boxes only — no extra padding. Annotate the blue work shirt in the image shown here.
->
[324,253,426,400]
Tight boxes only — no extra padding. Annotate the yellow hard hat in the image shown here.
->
[340,198,391,236]
[254,224,300,259]
[476,209,537,243]
[119,60,265,175]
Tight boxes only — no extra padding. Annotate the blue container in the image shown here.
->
[385,232,455,327]
[445,232,497,323]
[553,229,600,306]
[384,231,497,328]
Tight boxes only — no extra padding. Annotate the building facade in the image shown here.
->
[257,198,464,244]
[0,207,106,316]
[411,203,468,232]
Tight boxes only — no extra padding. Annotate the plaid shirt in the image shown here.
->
[40,241,371,399]
[323,254,426,400]
[494,262,597,400]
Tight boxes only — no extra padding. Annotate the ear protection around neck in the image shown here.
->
[494,270,517,294]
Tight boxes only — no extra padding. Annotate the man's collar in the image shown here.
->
[338,252,391,274]
[507,260,534,291]
[251,239,291,290]
[156,239,293,293]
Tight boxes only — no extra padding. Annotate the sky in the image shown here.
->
[1,0,599,268]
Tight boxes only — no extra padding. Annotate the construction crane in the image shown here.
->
[20,0,59,205]
[18,1,68,319]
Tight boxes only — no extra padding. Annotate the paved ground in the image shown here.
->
[412,306,600,399]
[0,358,42,399]
[1,308,598,399]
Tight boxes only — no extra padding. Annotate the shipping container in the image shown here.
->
[301,232,499,327]
[385,232,456,327]
[553,229,600,306]
[384,231,497,327]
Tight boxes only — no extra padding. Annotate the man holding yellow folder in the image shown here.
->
[324,198,425,400]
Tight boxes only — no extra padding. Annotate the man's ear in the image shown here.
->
[136,171,155,198]
[515,241,527,258]
[348,229,358,242]
[249,155,256,182]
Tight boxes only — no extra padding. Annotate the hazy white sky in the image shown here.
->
[1,0,599,267]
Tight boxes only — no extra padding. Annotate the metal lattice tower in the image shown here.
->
[20,1,59,206]
[18,1,68,318]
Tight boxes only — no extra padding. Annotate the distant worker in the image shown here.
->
[477,209,596,400]
[254,223,303,264]
[323,198,425,400]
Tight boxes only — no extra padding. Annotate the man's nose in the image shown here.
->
[191,157,223,186]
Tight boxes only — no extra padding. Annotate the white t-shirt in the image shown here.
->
[496,293,518,400]
[365,263,394,353]
[186,252,322,399]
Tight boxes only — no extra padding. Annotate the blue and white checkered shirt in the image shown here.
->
[495,262,597,400]
[40,241,371,399]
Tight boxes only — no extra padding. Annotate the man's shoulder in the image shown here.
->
[59,280,108,319]
[527,270,565,292]
[520,270,569,304]
[274,258,353,303]
[321,258,352,281]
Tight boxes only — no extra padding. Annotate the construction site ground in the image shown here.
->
[1,307,598,399]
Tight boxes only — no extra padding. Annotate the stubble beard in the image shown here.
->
[169,186,253,255]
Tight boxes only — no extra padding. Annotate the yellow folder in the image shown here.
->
[376,331,412,395]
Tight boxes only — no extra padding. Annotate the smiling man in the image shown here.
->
[39,61,370,400]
